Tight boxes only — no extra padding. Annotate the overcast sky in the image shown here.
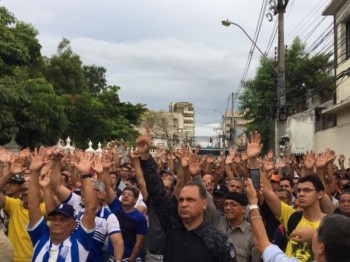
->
[2,0,333,142]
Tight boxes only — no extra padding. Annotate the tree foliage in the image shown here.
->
[43,38,87,95]
[0,7,41,76]
[0,6,147,148]
[83,65,107,96]
[239,37,334,150]
[141,110,175,150]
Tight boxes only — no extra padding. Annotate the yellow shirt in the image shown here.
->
[279,202,320,262]
[4,197,46,262]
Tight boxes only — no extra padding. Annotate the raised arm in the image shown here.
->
[247,132,282,218]
[71,153,97,230]
[130,152,148,201]
[49,151,72,202]
[101,153,117,204]
[0,149,16,209]
[244,178,270,253]
[28,148,47,227]
[135,127,178,231]
[38,163,57,215]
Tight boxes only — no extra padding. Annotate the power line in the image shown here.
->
[236,0,268,95]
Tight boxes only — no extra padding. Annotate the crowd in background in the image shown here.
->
[0,129,350,262]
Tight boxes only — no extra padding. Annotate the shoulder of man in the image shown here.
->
[196,221,236,261]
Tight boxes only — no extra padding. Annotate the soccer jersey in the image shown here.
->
[64,192,121,262]
[4,196,46,262]
[279,202,320,262]
[27,216,94,262]
[108,197,148,259]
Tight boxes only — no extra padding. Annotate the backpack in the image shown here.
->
[286,211,303,237]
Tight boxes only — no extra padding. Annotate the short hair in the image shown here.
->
[109,171,117,177]
[317,214,350,262]
[227,177,243,184]
[91,179,105,193]
[120,164,130,170]
[280,176,294,188]
[126,176,137,185]
[184,181,207,199]
[298,175,324,192]
[340,189,350,197]
[274,187,292,200]
[123,185,139,199]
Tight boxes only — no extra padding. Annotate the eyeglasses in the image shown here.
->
[296,188,317,194]
[224,202,242,208]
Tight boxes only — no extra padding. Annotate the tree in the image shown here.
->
[141,110,175,150]
[83,65,107,96]
[0,7,148,148]
[239,37,334,150]
[43,38,87,95]
[0,6,41,76]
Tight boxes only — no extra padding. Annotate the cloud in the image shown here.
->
[2,0,332,142]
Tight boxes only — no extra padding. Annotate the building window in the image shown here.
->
[346,19,350,59]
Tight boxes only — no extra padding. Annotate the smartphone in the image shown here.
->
[249,168,260,189]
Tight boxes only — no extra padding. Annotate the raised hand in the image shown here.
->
[315,152,328,168]
[188,153,202,176]
[247,131,263,159]
[101,153,114,169]
[9,156,23,174]
[225,150,236,165]
[287,154,296,166]
[71,153,93,174]
[39,163,52,188]
[134,126,152,156]
[277,155,286,169]
[262,154,275,172]
[338,154,345,165]
[303,150,316,170]
[0,148,14,164]
[91,156,103,174]
[180,146,191,168]
[30,147,48,173]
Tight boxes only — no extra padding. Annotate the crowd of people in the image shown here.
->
[0,129,350,262]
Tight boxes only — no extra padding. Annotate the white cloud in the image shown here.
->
[2,0,332,139]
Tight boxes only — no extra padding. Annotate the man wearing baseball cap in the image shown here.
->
[205,190,260,262]
[3,173,25,199]
[27,149,97,262]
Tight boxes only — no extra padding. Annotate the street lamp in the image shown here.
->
[221,19,276,71]
[222,19,285,154]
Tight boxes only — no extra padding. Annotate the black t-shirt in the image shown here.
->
[260,201,281,242]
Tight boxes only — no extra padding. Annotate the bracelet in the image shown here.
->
[251,216,262,220]
[248,204,259,211]
[81,174,92,179]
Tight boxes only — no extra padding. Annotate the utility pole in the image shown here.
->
[230,92,237,149]
[275,0,289,155]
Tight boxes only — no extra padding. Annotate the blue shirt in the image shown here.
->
[108,197,147,259]
[64,192,122,262]
[27,216,94,262]
[263,244,298,262]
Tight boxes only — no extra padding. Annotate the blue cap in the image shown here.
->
[48,204,75,219]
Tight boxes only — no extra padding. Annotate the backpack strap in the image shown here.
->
[286,211,303,237]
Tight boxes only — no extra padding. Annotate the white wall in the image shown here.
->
[286,110,315,153]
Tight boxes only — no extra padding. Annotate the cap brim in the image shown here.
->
[48,210,74,219]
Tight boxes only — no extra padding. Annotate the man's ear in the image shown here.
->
[316,242,325,258]
[203,199,208,210]
[317,190,324,200]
